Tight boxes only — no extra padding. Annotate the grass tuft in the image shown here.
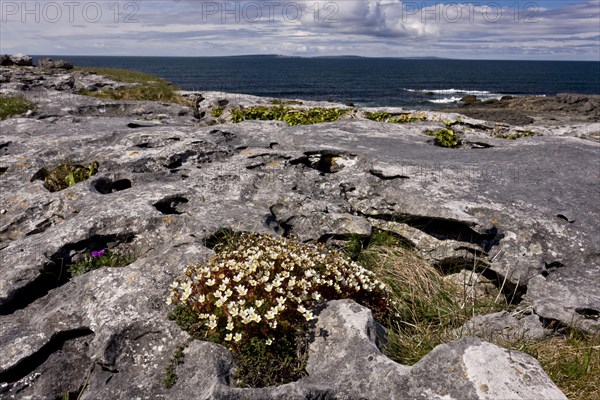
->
[351,231,502,364]
[0,95,35,120]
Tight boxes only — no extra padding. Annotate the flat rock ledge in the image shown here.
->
[1,65,598,399]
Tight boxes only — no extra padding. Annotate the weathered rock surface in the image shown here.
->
[37,58,74,70]
[1,66,598,399]
[453,93,600,125]
[8,54,33,67]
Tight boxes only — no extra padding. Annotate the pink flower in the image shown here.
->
[91,249,106,258]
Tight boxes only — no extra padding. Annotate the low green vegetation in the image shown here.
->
[211,106,224,117]
[365,111,427,124]
[0,95,35,120]
[167,232,388,387]
[76,67,189,104]
[68,248,134,277]
[163,344,186,389]
[425,128,462,148]
[40,162,99,192]
[230,105,349,126]
[495,130,536,140]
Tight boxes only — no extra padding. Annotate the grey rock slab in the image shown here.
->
[458,310,552,342]
[526,264,600,334]
[0,71,597,398]
[305,300,566,400]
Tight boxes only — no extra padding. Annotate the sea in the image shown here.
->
[33,55,600,110]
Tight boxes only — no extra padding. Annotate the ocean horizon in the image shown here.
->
[33,55,600,109]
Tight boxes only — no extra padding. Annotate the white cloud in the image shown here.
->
[0,0,598,60]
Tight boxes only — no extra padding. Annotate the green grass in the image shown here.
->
[0,96,35,120]
[75,67,189,105]
[230,105,349,126]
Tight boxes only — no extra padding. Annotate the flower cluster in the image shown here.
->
[167,232,387,347]
[91,249,106,258]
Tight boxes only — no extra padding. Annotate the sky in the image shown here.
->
[0,0,599,60]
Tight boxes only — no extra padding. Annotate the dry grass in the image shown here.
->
[358,238,501,364]
[506,331,600,400]
[353,230,599,399]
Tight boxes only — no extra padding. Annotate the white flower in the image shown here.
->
[255,299,264,307]
[225,333,233,341]
[234,333,242,342]
[206,278,216,286]
[235,285,248,296]
[265,309,277,320]
[226,321,234,331]
[265,338,273,346]
[181,286,193,302]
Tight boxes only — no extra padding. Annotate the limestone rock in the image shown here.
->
[1,66,596,399]
[38,58,74,70]
[9,54,33,66]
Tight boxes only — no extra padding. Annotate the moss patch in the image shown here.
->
[0,96,35,120]
[163,344,186,389]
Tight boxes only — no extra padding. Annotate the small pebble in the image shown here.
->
[0,209,6,214]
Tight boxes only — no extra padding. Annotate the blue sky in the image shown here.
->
[0,0,599,60]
